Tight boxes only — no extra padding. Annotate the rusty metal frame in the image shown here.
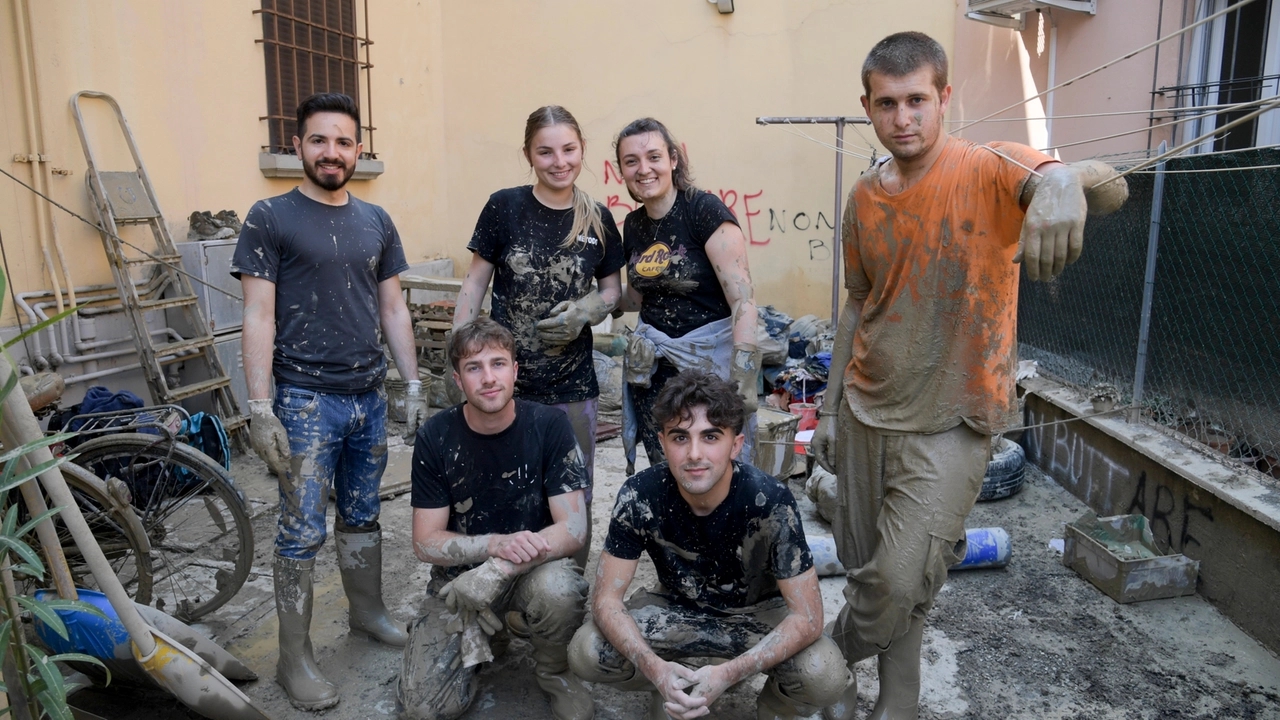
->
[255,0,377,157]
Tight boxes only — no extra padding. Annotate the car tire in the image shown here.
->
[979,437,1026,501]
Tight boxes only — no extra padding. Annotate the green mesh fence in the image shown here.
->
[1017,147,1280,474]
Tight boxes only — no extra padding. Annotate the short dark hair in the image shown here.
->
[861,31,949,99]
[652,369,746,436]
[614,117,698,202]
[295,92,362,143]
[449,317,515,372]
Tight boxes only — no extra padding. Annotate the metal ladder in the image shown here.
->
[70,91,246,441]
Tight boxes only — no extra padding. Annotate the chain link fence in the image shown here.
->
[1017,146,1280,477]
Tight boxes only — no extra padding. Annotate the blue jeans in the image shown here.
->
[274,383,388,560]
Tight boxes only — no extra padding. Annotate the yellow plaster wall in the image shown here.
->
[1,0,956,330]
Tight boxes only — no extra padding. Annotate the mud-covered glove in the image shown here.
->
[535,290,613,349]
[729,343,760,414]
[248,399,290,477]
[440,558,509,636]
[1016,165,1088,282]
[403,379,430,443]
[812,412,838,474]
[625,331,656,388]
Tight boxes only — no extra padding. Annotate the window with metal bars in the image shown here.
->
[256,0,375,158]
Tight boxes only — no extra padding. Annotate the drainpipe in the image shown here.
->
[11,0,77,313]
[1045,9,1059,154]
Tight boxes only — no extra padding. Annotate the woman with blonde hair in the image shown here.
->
[454,105,624,567]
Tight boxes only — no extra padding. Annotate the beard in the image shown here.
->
[302,155,355,191]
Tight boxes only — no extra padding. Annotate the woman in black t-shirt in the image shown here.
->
[455,106,625,567]
[613,118,759,467]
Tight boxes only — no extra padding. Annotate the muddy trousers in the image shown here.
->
[829,402,989,665]
[398,559,589,720]
[548,397,598,570]
[274,384,388,560]
[568,590,850,716]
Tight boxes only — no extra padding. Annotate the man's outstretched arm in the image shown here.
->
[592,552,708,720]
[683,568,825,713]
[1016,159,1129,282]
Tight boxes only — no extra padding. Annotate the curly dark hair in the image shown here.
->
[652,369,745,436]
[449,317,515,371]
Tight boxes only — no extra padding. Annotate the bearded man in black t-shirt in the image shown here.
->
[569,370,850,720]
[398,318,593,720]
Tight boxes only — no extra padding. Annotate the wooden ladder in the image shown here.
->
[70,91,246,442]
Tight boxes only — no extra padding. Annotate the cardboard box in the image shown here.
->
[1062,514,1199,603]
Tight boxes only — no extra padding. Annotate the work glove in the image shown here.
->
[729,343,760,414]
[440,558,509,637]
[535,290,613,349]
[812,412,838,474]
[1015,165,1088,282]
[624,331,656,387]
[248,398,290,478]
[403,379,430,443]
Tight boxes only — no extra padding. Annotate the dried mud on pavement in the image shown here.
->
[70,435,1280,719]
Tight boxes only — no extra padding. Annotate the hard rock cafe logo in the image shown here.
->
[634,242,674,278]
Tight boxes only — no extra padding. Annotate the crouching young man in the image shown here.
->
[398,317,594,720]
[569,369,849,720]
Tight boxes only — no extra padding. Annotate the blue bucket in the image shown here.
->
[33,588,132,660]
[953,527,1012,569]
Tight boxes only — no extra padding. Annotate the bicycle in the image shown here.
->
[62,405,254,622]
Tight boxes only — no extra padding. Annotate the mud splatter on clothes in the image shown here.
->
[410,400,588,580]
[623,191,738,339]
[468,186,624,404]
[605,461,811,611]
[232,188,407,393]
[842,137,1053,434]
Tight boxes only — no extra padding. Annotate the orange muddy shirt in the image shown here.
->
[842,137,1053,435]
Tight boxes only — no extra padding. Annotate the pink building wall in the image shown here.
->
[951,0,1186,162]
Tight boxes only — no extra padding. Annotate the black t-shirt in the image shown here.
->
[468,187,625,404]
[623,191,738,338]
[411,399,589,577]
[231,188,409,393]
[605,461,813,612]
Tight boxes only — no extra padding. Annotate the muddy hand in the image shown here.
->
[248,398,290,477]
[489,530,551,565]
[1015,165,1087,282]
[686,664,734,714]
[650,660,708,720]
[535,290,613,349]
[440,558,510,636]
[403,379,429,443]
[730,343,760,414]
[812,412,838,474]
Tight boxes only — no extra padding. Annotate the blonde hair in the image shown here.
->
[523,105,609,249]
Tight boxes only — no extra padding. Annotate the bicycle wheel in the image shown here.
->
[18,464,154,603]
[71,433,254,622]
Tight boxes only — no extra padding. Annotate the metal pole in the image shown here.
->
[1130,140,1168,422]
[831,119,845,324]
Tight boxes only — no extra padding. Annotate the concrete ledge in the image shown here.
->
[1020,374,1280,653]
[258,152,384,180]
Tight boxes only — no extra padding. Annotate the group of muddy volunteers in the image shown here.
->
[232,29,1127,720]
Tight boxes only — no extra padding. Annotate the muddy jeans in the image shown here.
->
[829,401,989,664]
[274,383,387,560]
[547,397,598,500]
[399,559,588,720]
[568,590,850,714]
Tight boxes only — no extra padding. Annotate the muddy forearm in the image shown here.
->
[380,299,419,383]
[412,530,492,567]
[453,255,493,328]
[594,594,662,679]
[823,295,862,413]
[241,291,275,401]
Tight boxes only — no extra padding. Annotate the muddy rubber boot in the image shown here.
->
[274,555,340,711]
[868,615,924,720]
[821,668,857,720]
[335,525,409,646]
[530,636,595,720]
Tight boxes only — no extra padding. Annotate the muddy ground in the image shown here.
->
[71,432,1280,719]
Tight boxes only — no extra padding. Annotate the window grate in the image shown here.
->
[255,0,376,158]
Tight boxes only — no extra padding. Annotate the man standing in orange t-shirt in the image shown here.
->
[811,32,1128,720]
